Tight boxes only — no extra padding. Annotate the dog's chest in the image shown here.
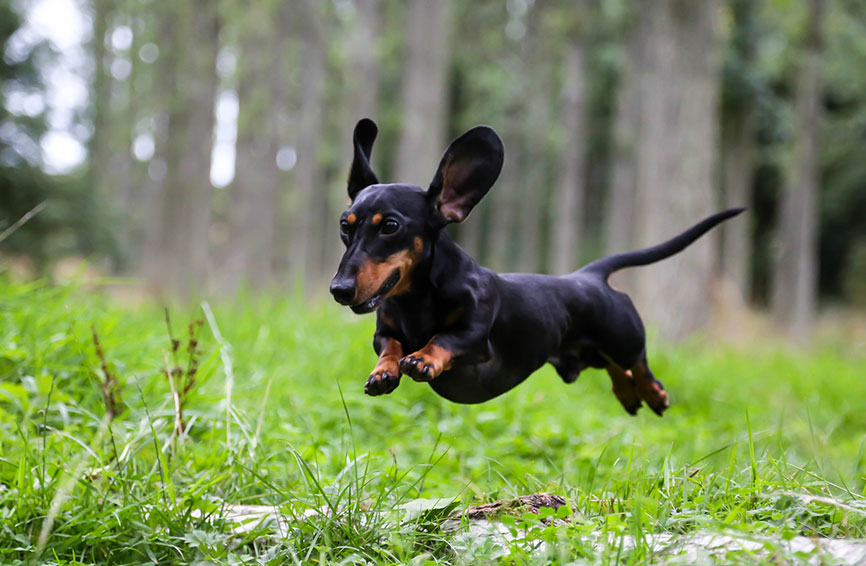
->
[382,295,452,351]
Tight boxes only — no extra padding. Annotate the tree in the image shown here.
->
[549,12,590,274]
[604,4,646,293]
[1,0,114,269]
[288,0,327,294]
[145,1,220,297]
[629,0,723,341]
[394,0,451,187]
[222,0,284,293]
[771,0,827,341]
[325,0,383,284]
[719,0,760,305]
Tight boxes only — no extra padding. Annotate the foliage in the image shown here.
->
[0,279,864,563]
[746,0,866,302]
[0,1,116,270]
[1,0,866,307]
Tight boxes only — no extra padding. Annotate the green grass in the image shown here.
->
[1,279,865,564]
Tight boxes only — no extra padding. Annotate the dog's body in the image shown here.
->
[331,119,744,415]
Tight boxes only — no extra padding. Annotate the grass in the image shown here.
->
[0,278,865,564]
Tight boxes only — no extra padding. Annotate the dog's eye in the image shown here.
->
[340,220,350,235]
[382,219,399,235]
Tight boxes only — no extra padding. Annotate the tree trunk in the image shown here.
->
[148,1,220,298]
[549,35,589,274]
[326,0,382,280]
[121,0,151,270]
[343,0,381,122]
[604,7,647,292]
[89,0,135,271]
[515,103,547,274]
[223,3,282,293]
[720,110,754,304]
[717,0,758,308]
[631,0,722,341]
[89,0,111,201]
[486,124,521,272]
[142,3,180,291]
[394,0,451,186]
[289,0,326,294]
[771,0,826,342]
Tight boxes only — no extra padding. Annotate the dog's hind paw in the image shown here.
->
[632,362,669,416]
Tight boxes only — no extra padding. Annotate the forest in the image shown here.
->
[2,1,866,563]
[1,0,863,343]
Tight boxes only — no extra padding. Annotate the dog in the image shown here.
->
[330,118,744,415]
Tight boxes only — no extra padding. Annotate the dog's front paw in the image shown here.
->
[399,355,437,382]
[400,345,451,382]
[365,367,401,396]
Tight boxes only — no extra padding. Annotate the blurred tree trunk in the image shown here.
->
[549,32,589,274]
[631,0,722,341]
[720,110,754,303]
[89,0,134,271]
[326,0,382,277]
[719,0,758,306]
[515,7,554,274]
[487,44,532,273]
[224,1,282,293]
[394,0,451,186]
[141,2,180,288]
[342,0,381,123]
[123,0,152,268]
[771,0,826,342]
[146,1,220,297]
[515,101,548,274]
[289,0,326,294]
[604,7,646,290]
[89,0,111,199]
[486,119,521,272]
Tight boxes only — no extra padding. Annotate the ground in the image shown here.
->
[0,280,864,564]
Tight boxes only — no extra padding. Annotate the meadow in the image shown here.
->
[1,279,865,564]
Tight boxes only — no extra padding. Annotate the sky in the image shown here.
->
[10,0,238,186]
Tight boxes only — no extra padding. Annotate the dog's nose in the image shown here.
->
[330,280,356,305]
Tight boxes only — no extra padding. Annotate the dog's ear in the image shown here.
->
[427,125,504,225]
[348,118,380,201]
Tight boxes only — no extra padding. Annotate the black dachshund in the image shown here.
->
[330,118,744,415]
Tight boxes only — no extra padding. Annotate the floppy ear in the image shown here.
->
[347,118,380,201]
[427,125,504,224]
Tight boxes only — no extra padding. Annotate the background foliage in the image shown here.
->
[0,0,864,340]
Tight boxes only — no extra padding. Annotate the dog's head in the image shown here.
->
[330,118,504,313]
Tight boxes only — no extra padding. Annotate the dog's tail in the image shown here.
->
[579,207,746,279]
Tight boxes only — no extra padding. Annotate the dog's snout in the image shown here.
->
[330,280,356,305]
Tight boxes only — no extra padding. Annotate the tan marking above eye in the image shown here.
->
[414,236,423,253]
[372,213,382,225]
[347,213,357,224]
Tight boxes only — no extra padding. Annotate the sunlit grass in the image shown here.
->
[1,279,864,564]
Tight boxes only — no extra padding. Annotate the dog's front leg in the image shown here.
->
[399,293,497,382]
[399,326,493,382]
[365,335,403,396]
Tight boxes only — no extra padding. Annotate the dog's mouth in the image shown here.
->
[350,270,401,314]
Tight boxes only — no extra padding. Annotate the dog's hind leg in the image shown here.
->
[605,364,642,415]
[631,357,669,416]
